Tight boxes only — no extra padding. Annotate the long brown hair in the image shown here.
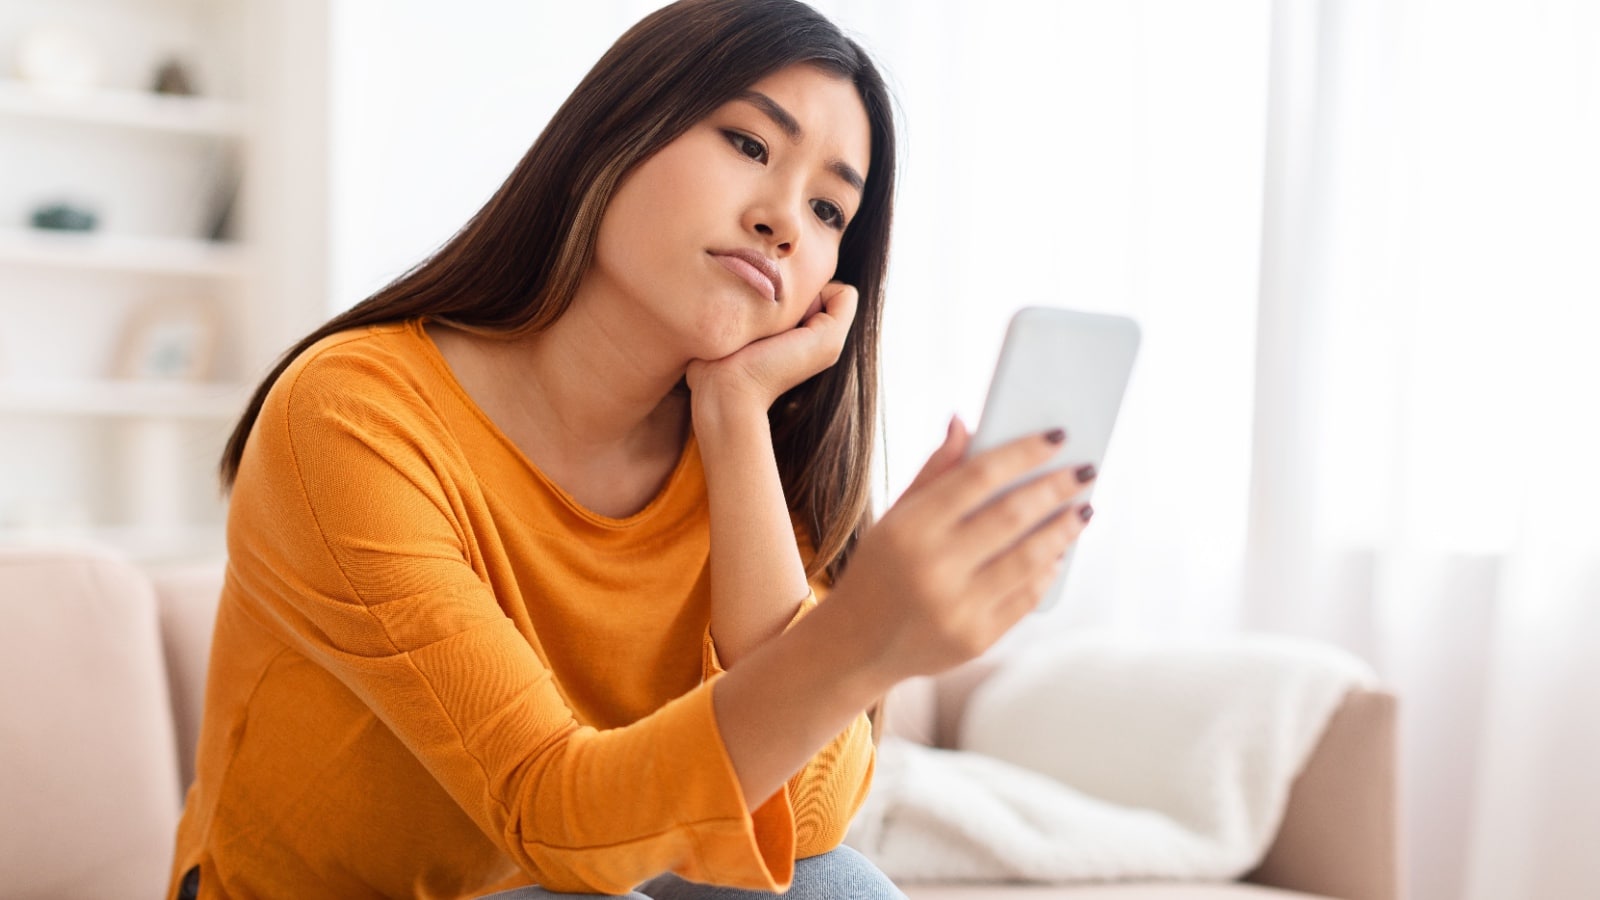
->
[222,0,895,587]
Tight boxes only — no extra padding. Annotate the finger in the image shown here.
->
[805,281,858,333]
[920,428,1069,528]
[968,501,1089,600]
[988,555,1067,632]
[797,283,859,372]
[902,416,971,497]
[951,463,1095,566]
[801,291,826,322]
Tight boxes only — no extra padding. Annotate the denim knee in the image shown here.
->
[784,845,906,900]
[475,888,651,899]
[635,844,906,899]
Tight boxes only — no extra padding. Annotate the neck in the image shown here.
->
[495,286,692,456]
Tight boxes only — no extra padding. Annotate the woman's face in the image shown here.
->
[587,63,872,361]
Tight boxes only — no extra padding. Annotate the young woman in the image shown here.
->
[168,1,1095,897]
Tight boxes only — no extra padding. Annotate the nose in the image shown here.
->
[753,222,792,255]
[745,194,800,256]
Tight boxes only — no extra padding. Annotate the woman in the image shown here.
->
[169,1,1095,897]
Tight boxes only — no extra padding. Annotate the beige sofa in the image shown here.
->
[0,546,1399,900]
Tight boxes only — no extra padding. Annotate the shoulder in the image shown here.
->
[276,321,433,408]
[231,320,479,527]
[252,319,457,465]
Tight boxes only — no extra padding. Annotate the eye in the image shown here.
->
[811,198,847,231]
[723,130,768,163]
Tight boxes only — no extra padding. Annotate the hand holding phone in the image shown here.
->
[967,307,1141,613]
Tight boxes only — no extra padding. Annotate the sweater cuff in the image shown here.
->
[673,674,796,890]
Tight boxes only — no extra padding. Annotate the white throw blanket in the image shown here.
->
[843,632,1378,884]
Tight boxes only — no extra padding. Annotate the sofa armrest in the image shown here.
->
[930,658,1401,900]
[0,546,183,896]
[1243,688,1402,900]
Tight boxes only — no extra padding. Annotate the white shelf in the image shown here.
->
[0,5,267,567]
[0,379,249,419]
[0,525,225,565]
[0,228,247,278]
[0,79,247,137]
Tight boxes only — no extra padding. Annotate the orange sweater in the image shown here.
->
[168,320,875,898]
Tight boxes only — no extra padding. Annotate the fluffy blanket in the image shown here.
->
[842,632,1377,884]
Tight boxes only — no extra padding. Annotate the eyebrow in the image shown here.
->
[735,90,866,195]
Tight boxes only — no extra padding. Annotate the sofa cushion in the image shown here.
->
[881,675,939,745]
[0,547,182,898]
[147,558,226,791]
[902,882,1335,899]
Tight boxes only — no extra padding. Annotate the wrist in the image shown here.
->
[691,386,770,438]
[786,583,899,706]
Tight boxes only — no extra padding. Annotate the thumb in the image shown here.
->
[903,415,970,496]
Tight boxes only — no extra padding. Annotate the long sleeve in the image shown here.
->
[238,344,796,894]
[700,579,878,858]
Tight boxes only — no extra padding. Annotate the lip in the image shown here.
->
[709,249,782,303]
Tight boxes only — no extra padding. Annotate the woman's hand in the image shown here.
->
[686,281,857,415]
[827,418,1096,684]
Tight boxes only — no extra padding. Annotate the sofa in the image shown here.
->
[0,545,1400,900]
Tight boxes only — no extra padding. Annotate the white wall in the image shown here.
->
[329,1,673,310]
[327,0,1271,631]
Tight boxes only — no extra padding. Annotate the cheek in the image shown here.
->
[595,149,702,261]
[792,253,840,319]
[592,187,648,276]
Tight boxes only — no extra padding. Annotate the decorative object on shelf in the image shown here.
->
[14,26,102,94]
[113,296,219,382]
[30,201,98,231]
[152,58,197,97]
[202,148,242,242]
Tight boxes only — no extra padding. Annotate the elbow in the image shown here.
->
[791,730,877,859]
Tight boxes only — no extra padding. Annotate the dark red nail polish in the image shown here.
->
[1075,464,1097,483]
[1079,505,1095,522]
[1044,428,1067,445]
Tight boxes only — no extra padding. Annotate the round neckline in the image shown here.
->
[405,317,700,529]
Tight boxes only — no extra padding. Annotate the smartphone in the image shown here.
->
[967,307,1141,613]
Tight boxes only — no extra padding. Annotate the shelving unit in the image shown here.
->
[0,1,258,564]
[0,378,249,418]
[0,77,247,136]
[0,227,249,278]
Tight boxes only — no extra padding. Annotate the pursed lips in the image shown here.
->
[710,249,782,303]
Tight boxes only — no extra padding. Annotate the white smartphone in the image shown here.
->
[967,307,1141,613]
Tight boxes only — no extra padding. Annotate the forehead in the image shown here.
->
[735,64,872,182]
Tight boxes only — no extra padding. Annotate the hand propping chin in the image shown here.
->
[801,291,827,323]
[690,282,859,410]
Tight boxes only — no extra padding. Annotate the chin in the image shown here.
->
[695,332,753,363]
[682,296,765,360]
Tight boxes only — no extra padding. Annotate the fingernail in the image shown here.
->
[1079,504,1095,522]
[1075,464,1097,483]
[1044,428,1067,445]
[947,415,958,439]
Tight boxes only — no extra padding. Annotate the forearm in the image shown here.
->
[711,593,889,811]
[695,397,811,669]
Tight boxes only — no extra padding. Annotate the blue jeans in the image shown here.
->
[476,845,906,899]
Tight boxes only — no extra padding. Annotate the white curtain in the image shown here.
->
[1245,2,1600,898]
[823,1,1600,897]
[328,1,1600,896]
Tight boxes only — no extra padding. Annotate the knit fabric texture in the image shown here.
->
[168,320,874,898]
